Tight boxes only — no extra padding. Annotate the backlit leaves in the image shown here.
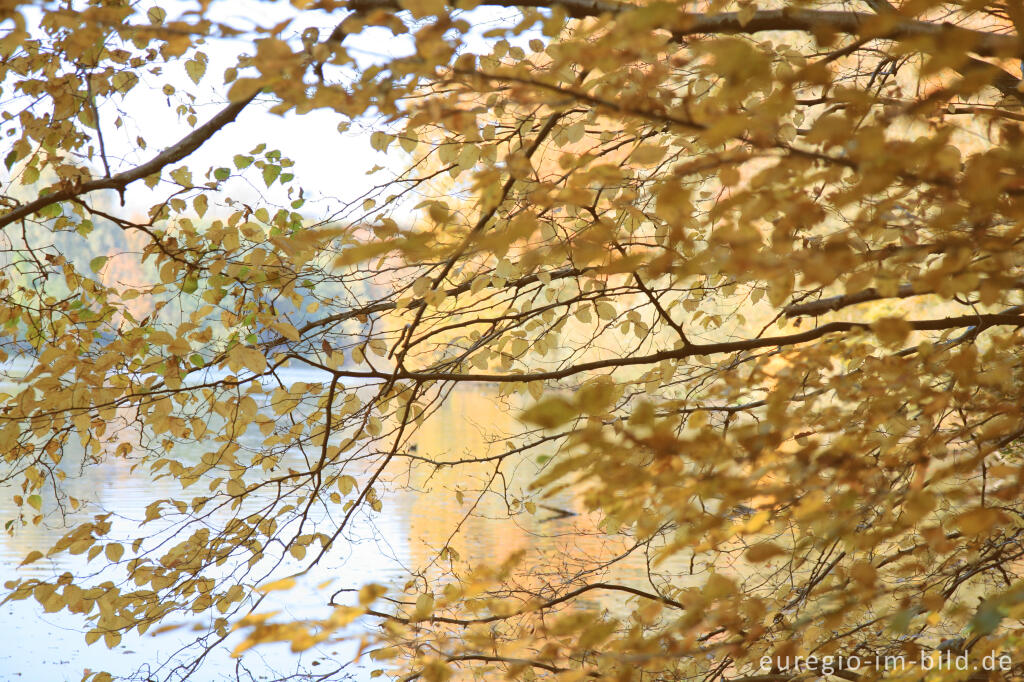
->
[4,0,1024,681]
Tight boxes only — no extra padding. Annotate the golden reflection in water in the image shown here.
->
[393,387,678,612]
[0,384,689,679]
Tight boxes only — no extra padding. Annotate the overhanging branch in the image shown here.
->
[0,91,260,230]
[345,0,1020,58]
[295,310,1024,384]
[785,280,1024,317]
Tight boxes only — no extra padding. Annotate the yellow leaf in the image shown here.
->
[630,144,667,166]
[955,507,1004,536]
[743,510,771,533]
[270,322,300,342]
[104,543,124,562]
[521,396,576,429]
[745,543,784,562]
[185,59,206,84]
[19,550,43,566]
[358,583,386,606]
[227,78,261,102]
[871,317,911,347]
[228,345,267,374]
[411,593,434,621]
[737,2,757,26]
[257,577,297,593]
[398,0,446,18]
[703,573,736,599]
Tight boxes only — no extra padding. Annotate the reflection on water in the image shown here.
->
[0,374,667,681]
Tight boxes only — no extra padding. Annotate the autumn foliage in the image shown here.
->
[4,0,1024,680]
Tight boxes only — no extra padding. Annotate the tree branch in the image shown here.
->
[785,281,1024,317]
[784,282,920,317]
[0,91,260,230]
[278,265,591,350]
[300,311,1024,384]
[861,0,1023,104]
[354,581,686,626]
[346,0,1020,58]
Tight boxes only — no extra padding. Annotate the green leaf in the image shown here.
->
[182,275,199,294]
[90,256,108,273]
[233,155,253,169]
[40,204,62,218]
[27,495,41,511]
[262,165,280,187]
[4,149,17,170]
[170,166,192,186]
[971,601,1004,635]
[213,167,230,181]
[888,608,916,634]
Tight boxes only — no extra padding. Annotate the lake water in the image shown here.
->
[0,370,660,681]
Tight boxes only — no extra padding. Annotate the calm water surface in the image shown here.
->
[0,369,659,681]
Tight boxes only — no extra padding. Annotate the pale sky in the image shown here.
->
[29,0,540,228]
